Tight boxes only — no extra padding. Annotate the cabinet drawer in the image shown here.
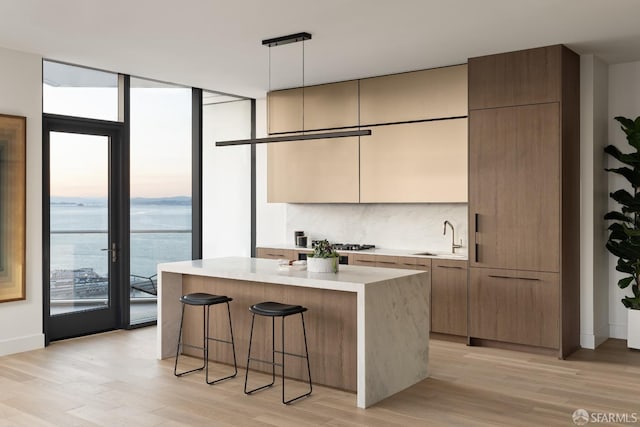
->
[255,248,295,260]
[469,268,559,349]
[374,255,400,268]
[350,253,377,267]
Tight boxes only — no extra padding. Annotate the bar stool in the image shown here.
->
[244,301,312,404]
[174,292,237,384]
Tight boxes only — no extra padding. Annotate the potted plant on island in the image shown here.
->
[604,115,640,349]
[306,239,339,273]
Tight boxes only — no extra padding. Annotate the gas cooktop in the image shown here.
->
[331,243,376,251]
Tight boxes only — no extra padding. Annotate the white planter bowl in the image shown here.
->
[307,256,339,273]
[628,308,640,349]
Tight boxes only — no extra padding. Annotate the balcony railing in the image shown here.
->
[50,229,190,304]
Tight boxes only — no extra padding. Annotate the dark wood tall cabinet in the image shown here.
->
[468,45,580,358]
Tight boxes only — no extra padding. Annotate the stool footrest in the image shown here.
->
[248,357,284,368]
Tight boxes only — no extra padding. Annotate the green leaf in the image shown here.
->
[618,276,633,289]
[608,223,628,241]
[606,241,640,261]
[610,189,640,208]
[604,211,633,223]
[616,262,635,275]
[615,116,636,129]
[633,284,640,298]
[605,167,640,187]
[604,145,640,167]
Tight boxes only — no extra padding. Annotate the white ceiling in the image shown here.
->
[1,0,640,99]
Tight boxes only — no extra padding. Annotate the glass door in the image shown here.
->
[44,116,124,342]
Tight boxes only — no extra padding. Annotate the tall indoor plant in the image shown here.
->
[604,116,640,349]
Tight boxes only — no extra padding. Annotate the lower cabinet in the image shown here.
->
[255,247,296,260]
[431,260,468,336]
[469,268,559,349]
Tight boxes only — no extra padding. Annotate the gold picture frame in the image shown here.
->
[0,114,26,302]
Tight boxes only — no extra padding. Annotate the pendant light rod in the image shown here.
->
[262,32,312,47]
[217,31,373,146]
[216,129,371,147]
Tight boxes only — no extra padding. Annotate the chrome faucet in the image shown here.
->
[444,220,463,254]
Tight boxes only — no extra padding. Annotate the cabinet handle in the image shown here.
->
[474,213,479,263]
[377,261,396,265]
[436,265,464,269]
[488,275,541,281]
[403,263,416,266]
[358,259,376,264]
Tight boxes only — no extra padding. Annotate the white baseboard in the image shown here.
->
[594,333,609,348]
[581,331,610,349]
[0,333,45,357]
[580,334,596,349]
[609,323,627,339]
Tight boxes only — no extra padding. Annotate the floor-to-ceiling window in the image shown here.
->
[129,78,192,324]
[43,60,253,339]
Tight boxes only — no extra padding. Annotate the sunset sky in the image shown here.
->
[45,85,192,198]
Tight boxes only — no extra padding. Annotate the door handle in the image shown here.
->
[436,265,464,269]
[101,242,117,263]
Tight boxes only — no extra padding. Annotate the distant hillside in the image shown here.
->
[51,196,191,206]
[131,196,191,206]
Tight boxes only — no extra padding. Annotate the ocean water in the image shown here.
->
[50,198,191,281]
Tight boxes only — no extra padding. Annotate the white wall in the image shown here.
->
[0,47,43,356]
[255,98,286,246]
[580,55,609,349]
[202,100,252,257]
[607,61,640,338]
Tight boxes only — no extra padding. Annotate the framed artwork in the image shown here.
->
[0,114,26,302]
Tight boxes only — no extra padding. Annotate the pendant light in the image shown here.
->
[215,32,371,146]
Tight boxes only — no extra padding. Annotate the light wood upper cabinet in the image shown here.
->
[360,118,467,203]
[302,80,359,130]
[468,45,561,110]
[268,88,303,134]
[268,81,358,134]
[267,136,359,203]
[359,65,467,125]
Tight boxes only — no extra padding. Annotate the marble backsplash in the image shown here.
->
[285,203,468,254]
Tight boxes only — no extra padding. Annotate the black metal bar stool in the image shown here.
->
[174,292,237,384]
[244,301,312,404]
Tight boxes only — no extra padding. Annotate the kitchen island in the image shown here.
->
[157,257,429,408]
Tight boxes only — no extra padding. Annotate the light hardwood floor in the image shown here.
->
[1,328,639,426]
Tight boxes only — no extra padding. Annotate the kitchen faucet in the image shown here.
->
[443,220,463,254]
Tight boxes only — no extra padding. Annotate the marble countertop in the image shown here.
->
[258,243,468,261]
[158,257,426,293]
